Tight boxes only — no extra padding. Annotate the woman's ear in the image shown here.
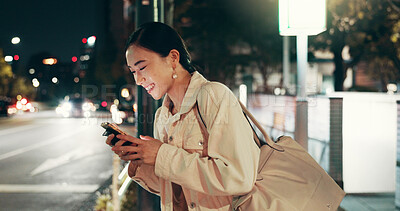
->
[168,49,180,68]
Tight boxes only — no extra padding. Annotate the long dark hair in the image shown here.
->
[125,22,196,73]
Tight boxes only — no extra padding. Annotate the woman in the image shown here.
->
[107,22,259,211]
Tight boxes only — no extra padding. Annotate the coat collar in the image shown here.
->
[159,71,208,124]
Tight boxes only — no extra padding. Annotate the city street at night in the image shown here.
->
[1,0,400,210]
[0,110,128,210]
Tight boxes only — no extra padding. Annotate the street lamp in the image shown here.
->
[279,0,326,150]
[279,0,326,99]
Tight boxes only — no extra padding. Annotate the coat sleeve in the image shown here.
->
[154,83,260,196]
[128,108,162,195]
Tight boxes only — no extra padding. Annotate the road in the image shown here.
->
[0,110,135,211]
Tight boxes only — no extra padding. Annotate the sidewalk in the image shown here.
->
[78,183,397,211]
[340,193,398,211]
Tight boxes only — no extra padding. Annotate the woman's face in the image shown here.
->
[125,45,174,100]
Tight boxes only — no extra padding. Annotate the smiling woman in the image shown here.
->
[124,22,196,102]
[105,22,259,211]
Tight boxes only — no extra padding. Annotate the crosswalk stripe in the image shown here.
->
[0,184,99,193]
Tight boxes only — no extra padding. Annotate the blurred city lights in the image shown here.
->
[387,83,397,94]
[82,38,87,44]
[42,58,58,65]
[10,96,35,113]
[11,37,20,44]
[7,107,17,115]
[26,103,33,111]
[56,102,73,118]
[110,104,123,124]
[21,98,28,105]
[74,77,80,83]
[72,56,78,62]
[5,56,13,62]
[121,88,130,98]
[142,0,150,5]
[274,87,281,95]
[32,78,40,87]
[29,68,35,74]
[14,55,19,61]
[87,36,96,46]
[52,77,59,84]
[101,101,107,108]
[133,103,137,112]
[80,55,90,61]
[16,101,22,110]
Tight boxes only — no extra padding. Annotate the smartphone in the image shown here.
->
[101,122,130,146]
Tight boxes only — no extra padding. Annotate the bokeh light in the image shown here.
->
[72,56,77,62]
[4,56,13,62]
[11,37,20,44]
[87,36,96,46]
[52,77,58,84]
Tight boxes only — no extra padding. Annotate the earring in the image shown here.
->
[172,74,178,79]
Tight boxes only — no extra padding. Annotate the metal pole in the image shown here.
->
[294,35,308,150]
[135,0,162,210]
[283,36,290,90]
[296,35,308,100]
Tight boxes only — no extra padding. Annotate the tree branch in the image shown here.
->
[388,0,400,13]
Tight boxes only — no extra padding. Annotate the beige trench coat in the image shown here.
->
[129,72,260,211]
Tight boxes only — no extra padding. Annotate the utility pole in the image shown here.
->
[135,0,163,210]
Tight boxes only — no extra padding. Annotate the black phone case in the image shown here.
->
[101,122,130,146]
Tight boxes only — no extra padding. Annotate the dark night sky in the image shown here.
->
[0,0,105,66]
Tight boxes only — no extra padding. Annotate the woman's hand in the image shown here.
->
[105,134,130,157]
[111,135,163,166]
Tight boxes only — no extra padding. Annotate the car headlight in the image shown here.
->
[62,102,72,111]
[82,102,90,111]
